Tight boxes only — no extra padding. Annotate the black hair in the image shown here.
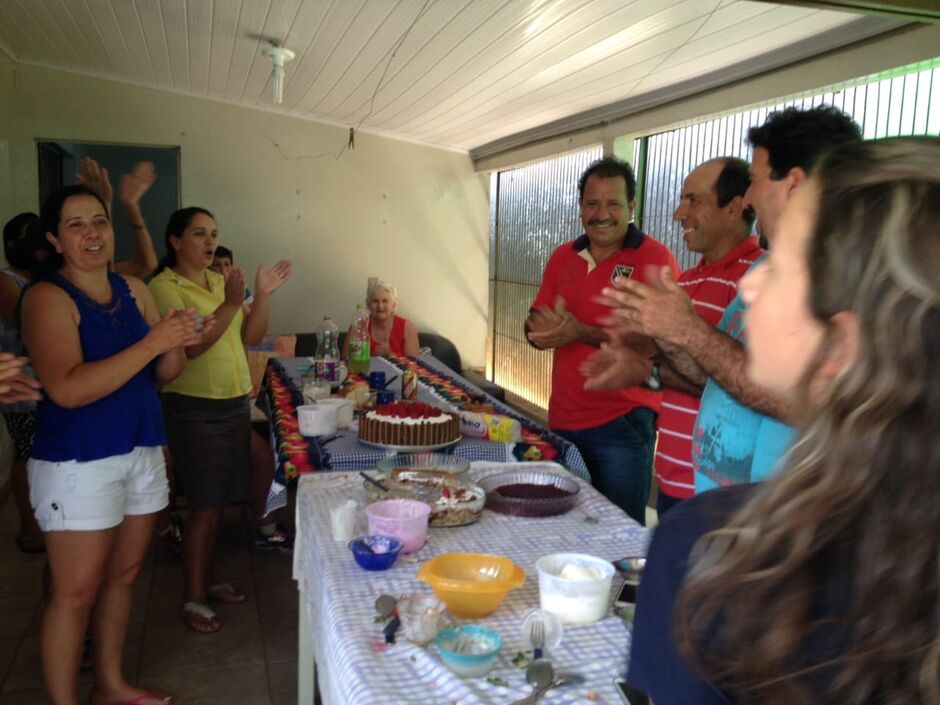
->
[3,212,39,270]
[714,157,756,228]
[578,156,637,202]
[31,185,110,279]
[747,105,862,180]
[214,245,233,262]
[154,206,215,275]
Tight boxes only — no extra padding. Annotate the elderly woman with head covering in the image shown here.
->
[343,279,420,357]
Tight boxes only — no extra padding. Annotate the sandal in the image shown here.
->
[89,688,171,705]
[15,533,46,554]
[117,690,171,705]
[181,601,220,633]
[207,582,246,604]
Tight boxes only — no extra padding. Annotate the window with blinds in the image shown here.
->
[638,61,940,270]
[487,58,938,411]
[487,146,602,409]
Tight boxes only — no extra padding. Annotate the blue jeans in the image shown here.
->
[556,408,656,525]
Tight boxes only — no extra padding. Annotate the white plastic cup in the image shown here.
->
[330,500,360,541]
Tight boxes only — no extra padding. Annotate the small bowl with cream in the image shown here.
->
[535,553,615,625]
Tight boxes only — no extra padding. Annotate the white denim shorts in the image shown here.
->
[28,446,169,532]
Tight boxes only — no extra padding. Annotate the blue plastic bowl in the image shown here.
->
[348,535,403,571]
[435,625,503,677]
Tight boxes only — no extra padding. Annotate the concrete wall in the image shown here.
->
[0,58,490,367]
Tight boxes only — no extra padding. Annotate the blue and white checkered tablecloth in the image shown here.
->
[293,462,650,705]
[264,357,590,516]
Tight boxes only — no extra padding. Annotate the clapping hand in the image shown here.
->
[118,161,156,208]
[148,308,215,354]
[526,297,583,349]
[0,353,42,403]
[580,343,651,391]
[255,260,292,297]
[76,157,113,211]
[599,265,696,347]
[224,267,247,306]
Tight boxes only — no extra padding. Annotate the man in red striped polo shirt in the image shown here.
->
[582,157,761,516]
[653,158,761,515]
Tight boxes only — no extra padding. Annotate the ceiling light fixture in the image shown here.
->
[261,42,296,105]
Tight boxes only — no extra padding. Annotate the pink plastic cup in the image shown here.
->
[366,499,431,554]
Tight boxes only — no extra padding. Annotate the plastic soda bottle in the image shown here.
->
[315,317,340,359]
[348,304,371,374]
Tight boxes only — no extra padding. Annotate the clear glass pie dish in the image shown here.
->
[478,470,580,517]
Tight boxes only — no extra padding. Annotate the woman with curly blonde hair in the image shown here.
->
[628,137,940,705]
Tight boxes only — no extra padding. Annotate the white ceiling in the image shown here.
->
[0,0,902,154]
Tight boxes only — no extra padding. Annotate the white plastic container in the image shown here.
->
[317,397,355,428]
[366,499,430,554]
[535,552,615,625]
[297,404,339,436]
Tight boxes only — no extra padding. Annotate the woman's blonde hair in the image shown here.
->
[367,280,398,303]
[676,137,940,704]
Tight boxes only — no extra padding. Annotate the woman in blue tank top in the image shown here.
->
[21,185,208,705]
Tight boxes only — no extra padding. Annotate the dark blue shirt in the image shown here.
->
[629,483,858,704]
[628,486,757,705]
[31,272,166,462]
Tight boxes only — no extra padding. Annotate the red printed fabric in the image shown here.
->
[655,236,764,499]
[532,228,679,431]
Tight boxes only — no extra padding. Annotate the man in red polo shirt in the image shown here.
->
[582,157,761,516]
[527,157,678,525]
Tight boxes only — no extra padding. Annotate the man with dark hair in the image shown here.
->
[584,157,761,515]
[597,106,861,491]
[527,156,678,524]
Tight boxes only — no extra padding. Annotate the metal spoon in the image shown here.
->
[509,660,554,705]
[526,659,554,689]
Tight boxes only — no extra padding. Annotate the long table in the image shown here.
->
[293,462,649,705]
[261,354,589,515]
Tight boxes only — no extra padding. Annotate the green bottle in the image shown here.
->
[348,304,371,374]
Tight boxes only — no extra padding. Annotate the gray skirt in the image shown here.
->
[162,393,250,509]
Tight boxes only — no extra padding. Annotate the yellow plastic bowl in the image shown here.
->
[417,552,525,619]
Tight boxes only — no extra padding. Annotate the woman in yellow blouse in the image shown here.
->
[149,207,290,633]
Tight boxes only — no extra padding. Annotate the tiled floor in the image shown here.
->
[0,494,301,705]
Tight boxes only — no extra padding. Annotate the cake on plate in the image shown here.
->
[363,470,485,526]
[359,401,460,447]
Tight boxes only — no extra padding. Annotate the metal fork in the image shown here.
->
[530,615,545,660]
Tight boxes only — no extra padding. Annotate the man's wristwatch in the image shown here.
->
[644,361,663,391]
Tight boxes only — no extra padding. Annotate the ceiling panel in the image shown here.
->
[206,0,241,96]
[0,0,906,152]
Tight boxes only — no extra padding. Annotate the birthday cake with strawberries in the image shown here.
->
[358,401,460,447]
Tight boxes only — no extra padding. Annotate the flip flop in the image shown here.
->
[90,689,171,705]
[207,582,246,604]
[181,601,220,633]
[119,691,171,705]
[15,534,46,554]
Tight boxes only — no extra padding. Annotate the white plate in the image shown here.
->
[357,437,461,453]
